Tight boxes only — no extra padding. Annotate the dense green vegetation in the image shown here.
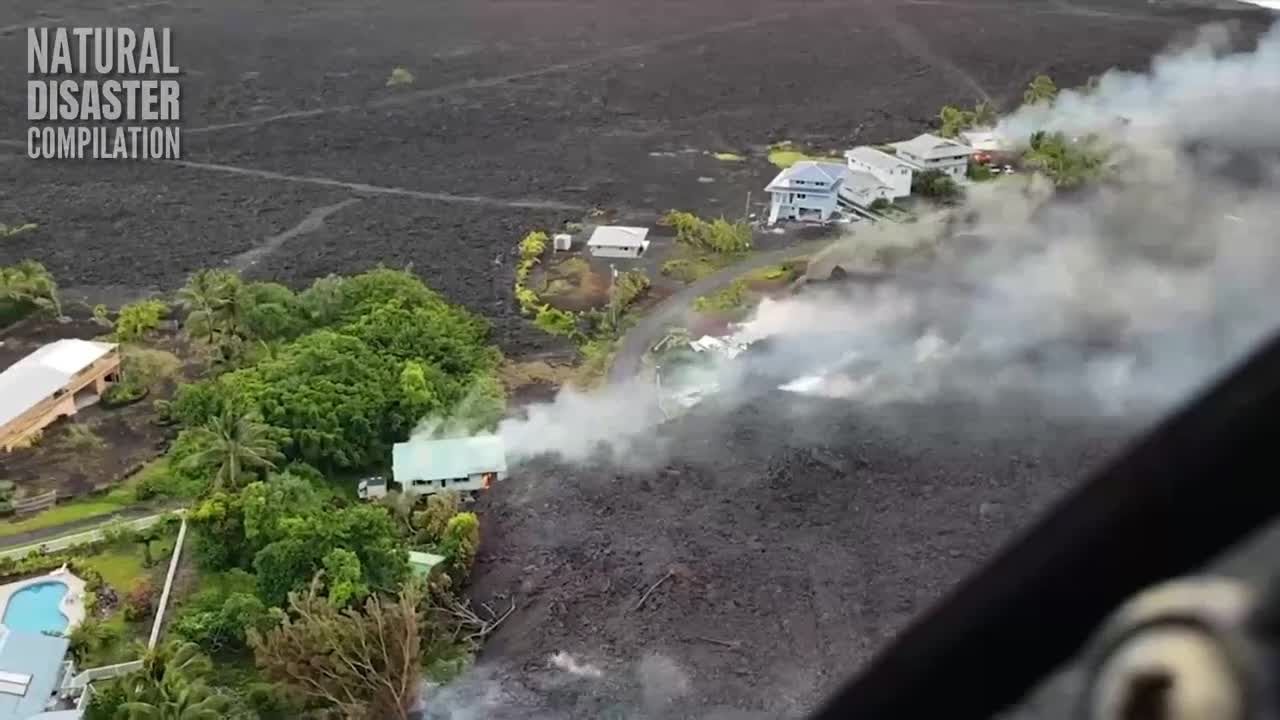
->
[1022,131,1108,189]
[61,267,509,719]
[911,169,962,202]
[663,211,752,255]
[0,259,61,322]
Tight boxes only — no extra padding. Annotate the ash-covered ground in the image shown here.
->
[461,392,1135,719]
[2,0,1274,356]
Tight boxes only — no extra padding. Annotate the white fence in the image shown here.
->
[11,491,57,515]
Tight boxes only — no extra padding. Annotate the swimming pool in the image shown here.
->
[2,581,69,634]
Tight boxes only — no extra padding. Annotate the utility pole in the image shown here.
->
[609,263,619,329]
[743,191,752,222]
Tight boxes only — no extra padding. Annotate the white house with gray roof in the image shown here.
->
[890,133,973,181]
[845,147,914,199]
[765,161,849,224]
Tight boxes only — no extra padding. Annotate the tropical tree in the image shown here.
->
[937,105,975,138]
[181,409,283,490]
[971,100,998,127]
[1022,131,1107,189]
[0,260,61,317]
[1023,74,1058,106]
[66,617,118,665]
[119,642,228,720]
[176,269,237,345]
[249,578,424,720]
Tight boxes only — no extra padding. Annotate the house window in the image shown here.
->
[796,193,806,199]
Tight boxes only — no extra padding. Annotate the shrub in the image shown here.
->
[60,422,104,450]
[386,67,414,86]
[534,306,578,337]
[514,231,550,316]
[112,299,167,342]
[518,231,548,261]
[440,512,480,581]
[662,211,750,254]
[911,169,961,202]
[91,304,112,328]
[967,160,994,181]
[123,577,155,622]
[693,280,749,313]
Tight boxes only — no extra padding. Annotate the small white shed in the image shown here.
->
[553,233,573,252]
[587,226,650,259]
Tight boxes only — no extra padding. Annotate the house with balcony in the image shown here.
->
[0,340,121,452]
[765,161,849,224]
[845,147,914,199]
[890,133,974,181]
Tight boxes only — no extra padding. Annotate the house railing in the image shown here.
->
[59,660,144,696]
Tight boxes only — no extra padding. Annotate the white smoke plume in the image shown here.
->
[495,377,669,467]
[997,21,1280,148]
[498,20,1280,467]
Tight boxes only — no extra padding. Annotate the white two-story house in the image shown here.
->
[845,147,914,199]
[890,133,973,181]
[765,161,847,224]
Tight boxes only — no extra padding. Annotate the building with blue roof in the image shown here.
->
[392,435,507,496]
[0,627,73,720]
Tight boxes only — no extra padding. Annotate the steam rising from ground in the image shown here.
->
[497,21,1280,466]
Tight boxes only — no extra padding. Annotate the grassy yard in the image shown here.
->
[767,142,843,169]
[660,247,744,283]
[0,462,162,539]
[77,536,175,666]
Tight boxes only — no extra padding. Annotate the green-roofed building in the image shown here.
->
[407,551,447,578]
[392,435,507,496]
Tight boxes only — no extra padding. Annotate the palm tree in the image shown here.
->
[971,100,997,127]
[0,259,62,317]
[937,105,975,138]
[120,642,227,720]
[176,269,237,344]
[182,409,283,489]
[66,617,116,665]
[1023,74,1058,106]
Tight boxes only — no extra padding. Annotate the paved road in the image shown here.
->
[0,503,182,551]
[607,237,841,384]
[0,510,182,559]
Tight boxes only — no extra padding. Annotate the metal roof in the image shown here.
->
[587,226,650,248]
[845,146,912,172]
[0,628,70,720]
[891,133,972,161]
[408,551,446,577]
[765,161,845,191]
[392,434,507,483]
[0,339,116,430]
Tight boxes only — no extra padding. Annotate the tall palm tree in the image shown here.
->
[120,642,227,720]
[1023,74,1058,106]
[182,409,283,490]
[937,105,973,138]
[176,269,237,344]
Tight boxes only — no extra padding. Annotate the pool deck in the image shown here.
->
[0,570,87,632]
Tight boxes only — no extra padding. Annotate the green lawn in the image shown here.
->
[660,249,743,283]
[82,543,151,590]
[0,462,162,538]
[767,143,843,169]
